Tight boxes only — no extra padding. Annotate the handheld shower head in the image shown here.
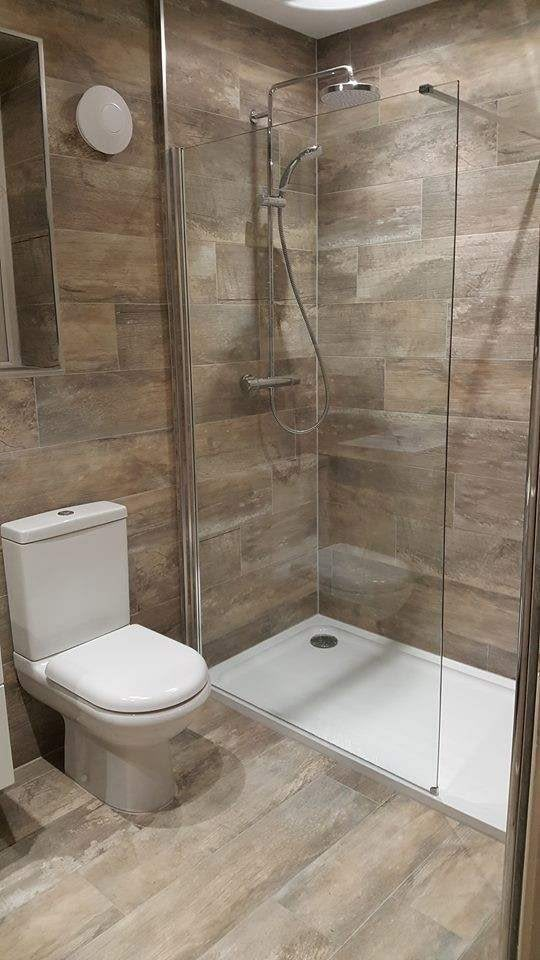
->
[279,144,322,192]
[320,80,380,108]
[302,144,323,159]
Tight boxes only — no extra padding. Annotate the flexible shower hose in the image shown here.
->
[268,203,330,436]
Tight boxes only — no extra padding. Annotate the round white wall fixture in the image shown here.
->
[76,85,133,155]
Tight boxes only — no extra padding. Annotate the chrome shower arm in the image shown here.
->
[249,64,354,124]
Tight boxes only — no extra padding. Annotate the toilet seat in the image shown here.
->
[45,624,208,713]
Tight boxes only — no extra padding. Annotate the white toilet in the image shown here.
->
[1,501,210,813]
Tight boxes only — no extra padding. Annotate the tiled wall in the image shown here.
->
[163,0,319,665]
[0,38,58,367]
[317,0,540,676]
[0,0,175,767]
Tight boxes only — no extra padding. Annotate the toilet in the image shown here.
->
[1,501,210,813]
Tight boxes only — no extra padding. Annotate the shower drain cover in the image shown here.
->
[310,634,338,649]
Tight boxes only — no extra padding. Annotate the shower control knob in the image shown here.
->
[240,374,300,396]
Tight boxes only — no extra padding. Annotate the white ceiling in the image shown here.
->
[225,0,436,39]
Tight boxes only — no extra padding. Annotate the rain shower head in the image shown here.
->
[320,80,380,108]
[279,144,322,191]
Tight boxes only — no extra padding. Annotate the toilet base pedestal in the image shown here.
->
[64,719,176,813]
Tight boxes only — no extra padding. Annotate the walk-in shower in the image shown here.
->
[170,70,539,839]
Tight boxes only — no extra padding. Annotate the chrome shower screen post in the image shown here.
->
[165,146,202,653]
[501,246,540,960]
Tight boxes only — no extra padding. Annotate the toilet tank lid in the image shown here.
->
[1,501,127,544]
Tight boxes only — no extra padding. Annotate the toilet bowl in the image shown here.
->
[14,624,210,812]
[1,502,210,813]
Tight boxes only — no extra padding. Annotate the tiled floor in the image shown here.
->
[0,697,503,960]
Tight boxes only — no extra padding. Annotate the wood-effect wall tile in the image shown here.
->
[202,552,317,644]
[35,370,171,445]
[357,237,454,302]
[379,21,540,103]
[497,91,540,165]
[448,415,529,485]
[167,103,247,149]
[167,34,240,120]
[0,379,38,452]
[450,360,532,421]
[200,529,242,589]
[0,0,156,99]
[319,180,422,249]
[348,0,532,69]
[319,112,457,194]
[451,297,535,360]
[318,247,358,304]
[319,300,448,359]
[60,303,119,372]
[453,474,525,540]
[56,229,165,304]
[319,409,446,470]
[186,242,217,304]
[216,243,264,302]
[12,235,55,306]
[163,0,314,77]
[240,502,317,573]
[455,229,539,299]
[51,156,161,237]
[423,160,540,238]
[116,487,177,536]
[444,581,519,661]
[5,158,48,242]
[1,78,43,167]
[0,431,173,526]
[128,524,180,612]
[197,465,272,539]
[385,360,448,415]
[272,455,317,512]
[445,527,521,598]
[115,304,170,370]
[190,302,259,364]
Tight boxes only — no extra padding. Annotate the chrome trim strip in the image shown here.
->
[502,243,540,959]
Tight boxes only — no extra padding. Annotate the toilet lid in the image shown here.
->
[45,624,209,713]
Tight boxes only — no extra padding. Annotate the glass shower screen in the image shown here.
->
[180,83,459,793]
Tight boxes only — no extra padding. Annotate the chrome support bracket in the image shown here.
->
[259,190,286,208]
[249,108,268,125]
